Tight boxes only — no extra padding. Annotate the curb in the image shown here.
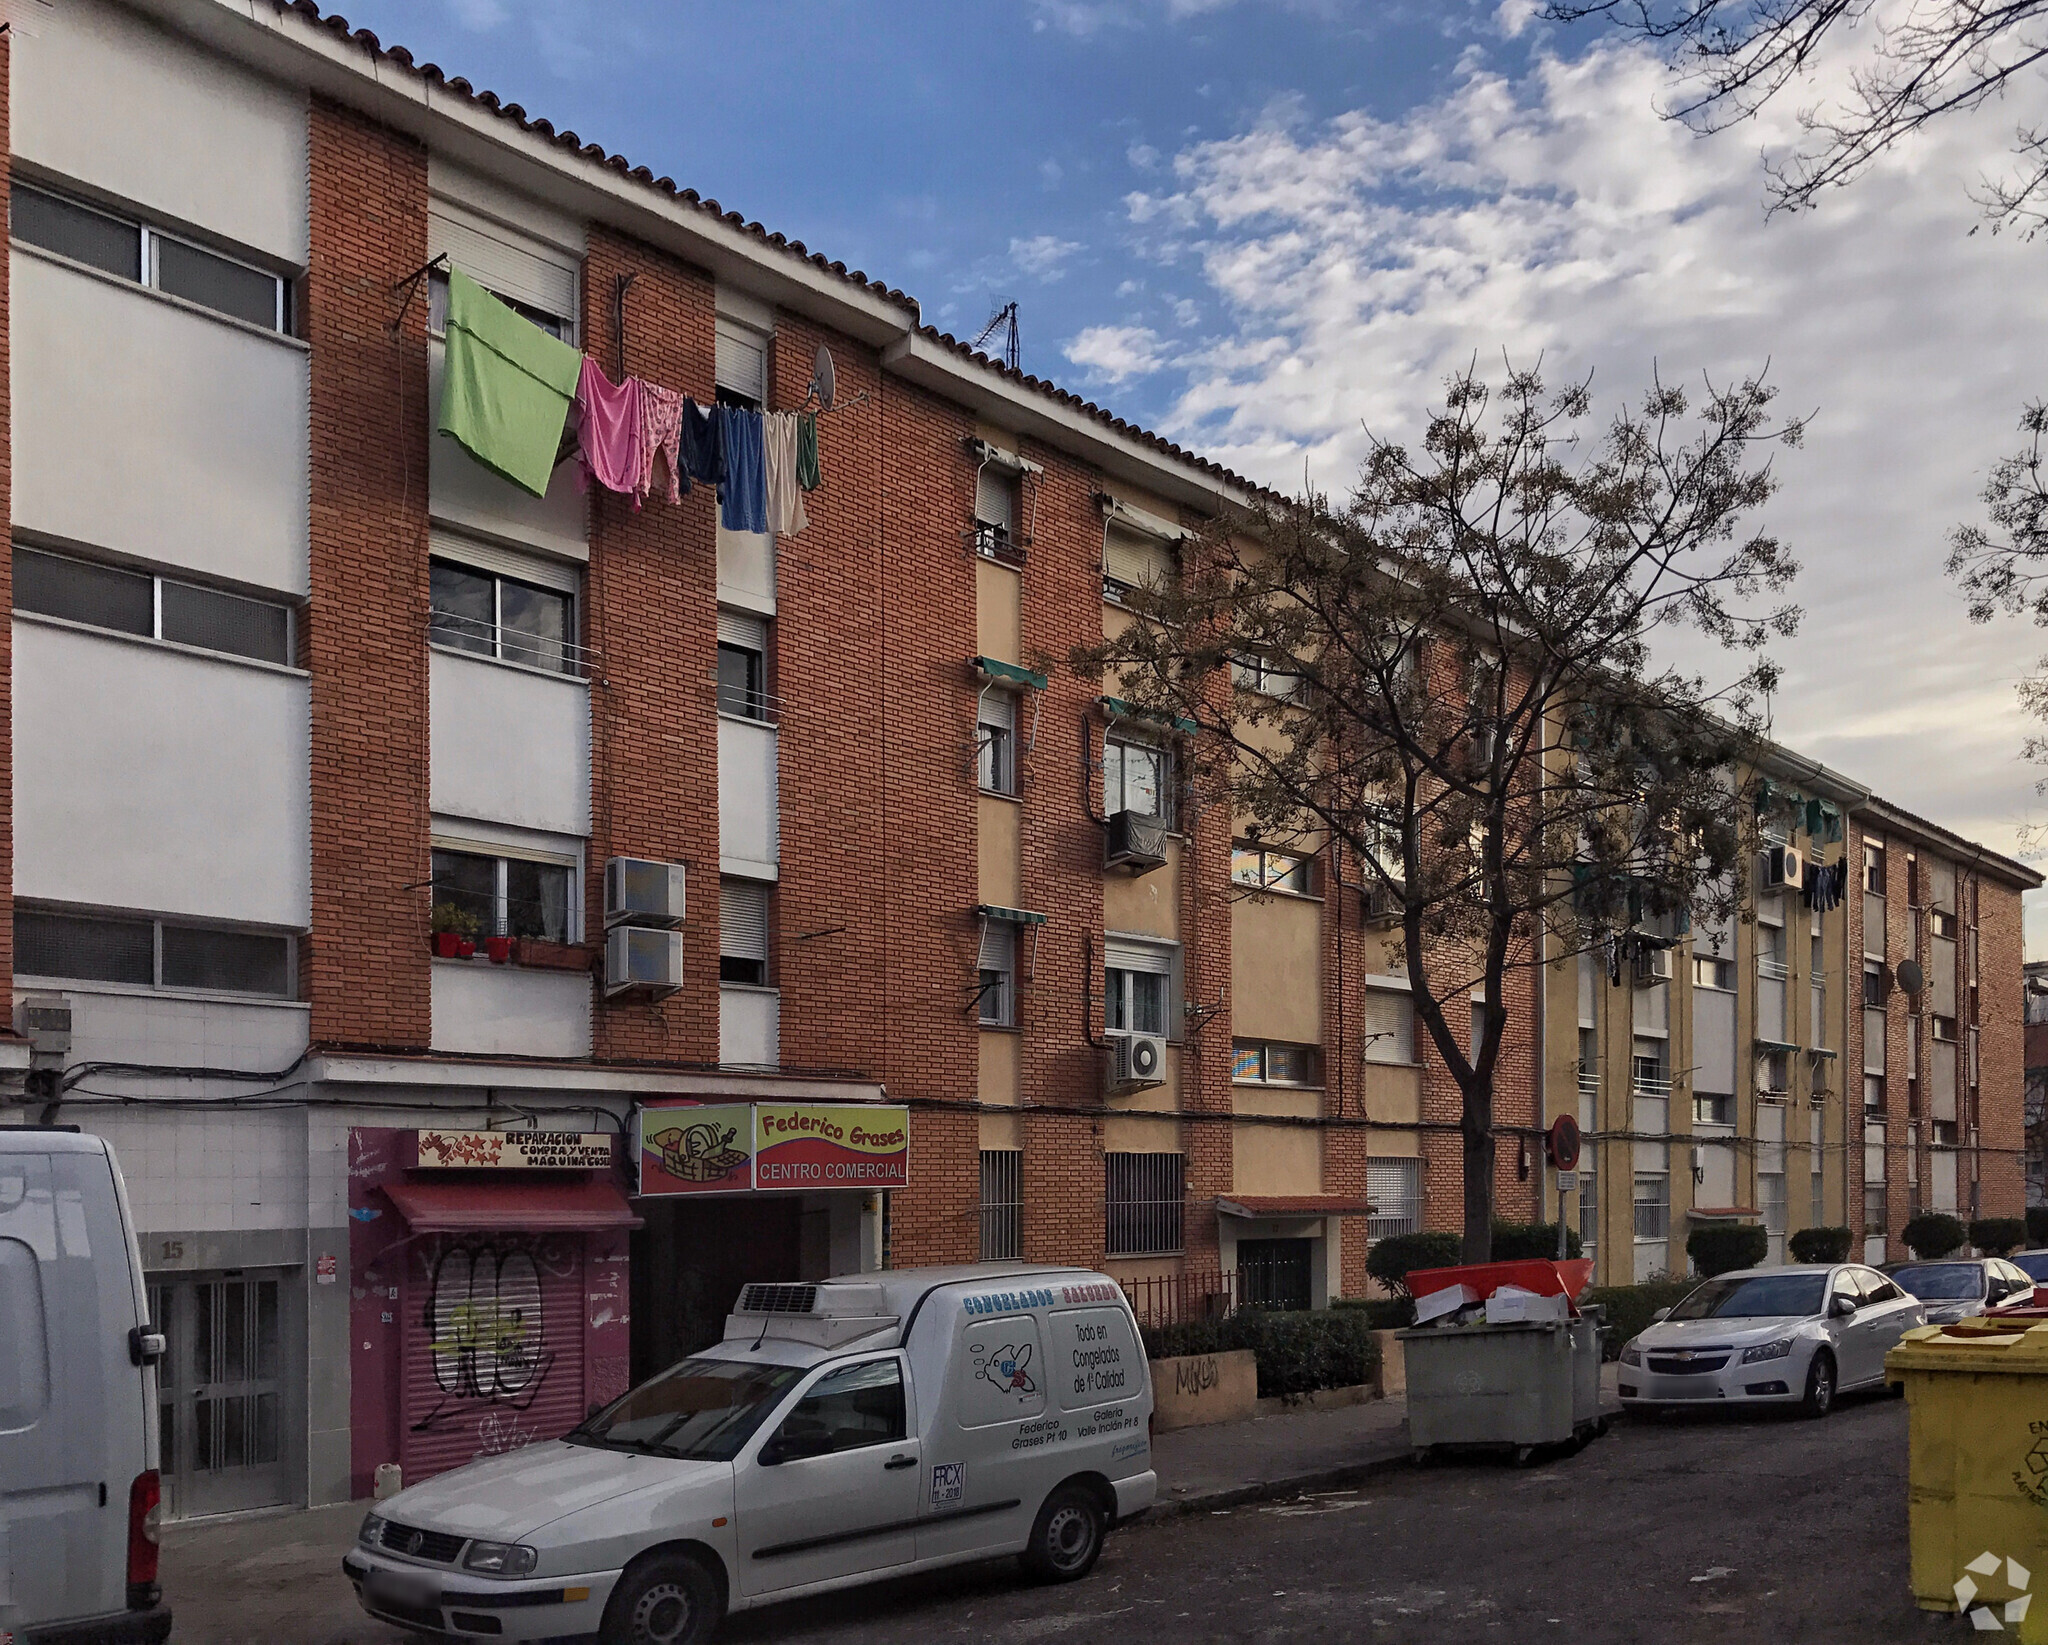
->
[1146,1392,1626,1520]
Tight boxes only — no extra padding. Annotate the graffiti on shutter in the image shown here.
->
[400,1235,587,1483]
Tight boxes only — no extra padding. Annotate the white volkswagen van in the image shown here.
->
[344,1264,1155,1643]
[0,1126,170,1644]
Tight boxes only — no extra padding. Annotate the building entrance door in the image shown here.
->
[631,1197,802,1380]
[1236,1238,1314,1311]
[148,1271,292,1519]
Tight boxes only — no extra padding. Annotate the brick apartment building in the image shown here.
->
[0,0,2031,1520]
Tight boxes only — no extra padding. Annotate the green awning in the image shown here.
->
[973,656,1048,690]
[1100,696,1199,734]
[1808,1046,1838,1060]
[1754,1038,1800,1054]
[977,904,1048,926]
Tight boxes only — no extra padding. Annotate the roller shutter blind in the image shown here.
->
[720,879,770,962]
[428,206,579,330]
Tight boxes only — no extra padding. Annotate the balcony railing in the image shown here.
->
[1577,1072,1600,1101]
[429,609,592,679]
[1631,1073,1673,1098]
[1757,958,1791,982]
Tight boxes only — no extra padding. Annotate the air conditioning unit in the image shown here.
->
[1362,883,1404,928]
[604,925,684,998]
[605,857,686,929]
[1759,844,1804,892]
[1106,1033,1168,1091]
[15,995,71,1058]
[1104,810,1169,875]
[1631,945,1673,986]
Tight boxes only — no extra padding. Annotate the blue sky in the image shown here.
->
[351,0,2048,937]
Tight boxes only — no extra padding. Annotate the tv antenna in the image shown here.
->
[972,300,1020,372]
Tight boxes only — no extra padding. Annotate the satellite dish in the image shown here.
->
[810,343,836,410]
[1896,958,1925,997]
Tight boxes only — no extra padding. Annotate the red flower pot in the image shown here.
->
[457,938,477,959]
[485,935,514,964]
[433,931,463,958]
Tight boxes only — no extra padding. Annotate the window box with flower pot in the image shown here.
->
[430,901,481,959]
[514,937,596,972]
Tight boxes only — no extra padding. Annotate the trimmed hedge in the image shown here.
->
[1789,1226,1854,1264]
[1971,1217,2028,1257]
[1491,1220,1585,1261]
[1333,1296,1414,1329]
[1686,1223,1768,1277]
[1364,1231,1461,1299]
[1142,1307,1380,1401]
[1903,1212,1967,1259]
[1584,1277,1698,1360]
[2029,1206,2048,1248]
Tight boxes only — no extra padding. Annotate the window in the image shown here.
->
[1931,1014,1958,1043]
[1864,1182,1886,1238]
[1103,524,1175,603]
[977,689,1018,796]
[1231,655,1302,701]
[1233,1041,1318,1085]
[1367,1158,1423,1239]
[720,878,770,986]
[979,1150,1023,1260]
[1694,1093,1733,1125]
[978,922,1017,1028]
[715,316,768,407]
[768,1359,906,1459]
[1105,1152,1184,1256]
[1756,919,1788,978]
[1104,734,1170,824]
[1758,1048,1790,1096]
[1931,908,1957,940]
[1631,1039,1669,1094]
[427,268,569,340]
[974,467,1023,564]
[716,610,771,721]
[1692,955,1734,991]
[13,185,291,332]
[1863,959,1888,1007]
[1105,939,1175,1038]
[16,906,291,997]
[15,547,292,666]
[1230,845,1311,894]
[1363,986,1415,1064]
[1864,1073,1885,1111]
[430,558,578,676]
[1579,1153,1599,1266]
[1812,1169,1825,1231]
[1863,842,1886,895]
[1632,1173,1670,1240]
[431,848,573,942]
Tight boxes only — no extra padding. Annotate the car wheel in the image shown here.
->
[600,1551,724,1645]
[1021,1484,1106,1583]
[1801,1351,1836,1419]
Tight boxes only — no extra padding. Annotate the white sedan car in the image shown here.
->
[1617,1264,1924,1417]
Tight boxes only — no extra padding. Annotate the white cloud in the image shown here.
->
[1128,142,1161,172]
[447,0,509,25]
[1131,37,2048,878]
[1041,158,1065,190]
[1010,233,1084,280]
[1065,324,1168,383]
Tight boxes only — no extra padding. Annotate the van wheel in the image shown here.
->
[600,1552,723,1645]
[1021,1485,1106,1583]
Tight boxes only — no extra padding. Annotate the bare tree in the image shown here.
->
[1080,362,1803,1262]
[1946,400,2048,766]
[1548,0,2048,236]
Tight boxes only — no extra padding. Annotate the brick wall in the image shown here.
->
[580,228,720,1066]
[304,99,431,1048]
[1978,876,2026,1219]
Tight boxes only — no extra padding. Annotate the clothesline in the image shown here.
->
[434,265,821,535]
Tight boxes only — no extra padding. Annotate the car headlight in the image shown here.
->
[1620,1341,1643,1367]
[463,1540,538,1576]
[1741,1338,1795,1364]
[358,1513,385,1547]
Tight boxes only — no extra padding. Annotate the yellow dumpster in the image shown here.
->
[1888,1318,2048,1638]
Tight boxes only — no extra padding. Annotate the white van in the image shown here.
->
[344,1263,1156,1644]
[0,1126,170,1644]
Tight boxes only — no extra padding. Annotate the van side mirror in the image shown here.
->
[1650,1307,1671,1323]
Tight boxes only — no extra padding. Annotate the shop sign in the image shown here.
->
[754,1104,909,1191]
[415,1130,615,1170]
[638,1105,756,1195]
[635,1103,910,1196]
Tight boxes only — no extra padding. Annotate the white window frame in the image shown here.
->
[1367,1158,1423,1240]
[1104,732,1172,827]
[430,831,583,945]
[15,902,297,1001]
[1362,978,1417,1066]
[719,876,772,988]
[1230,655,1302,701]
[1105,936,1178,1041]
[978,921,1018,1028]
[1232,1040,1319,1086]
[977,686,1020,797]
[14,543,297,669]
[428,543,585,678]
[1230,844,1312,895]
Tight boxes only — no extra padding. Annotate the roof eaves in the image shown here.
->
[1853,794,2044,889]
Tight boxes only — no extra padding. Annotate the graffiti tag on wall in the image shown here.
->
[410,1242,558,1433]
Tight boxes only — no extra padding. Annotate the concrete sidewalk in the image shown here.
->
[158,1376,1621,1642]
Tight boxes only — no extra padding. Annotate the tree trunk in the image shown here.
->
[1460,1071,1496,1264]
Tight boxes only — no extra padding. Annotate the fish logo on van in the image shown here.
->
[972,1341,1037,1397]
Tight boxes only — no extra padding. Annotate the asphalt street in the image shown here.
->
[166,1391,1932,1645]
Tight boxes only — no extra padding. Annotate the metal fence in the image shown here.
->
[1120,1257,1315,1329]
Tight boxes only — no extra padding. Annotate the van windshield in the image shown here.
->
[568,1356,801,1462]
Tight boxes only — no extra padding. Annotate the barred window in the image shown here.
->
[1366,1158,1422,1240]
[979,1150,1022,1260]
[1105,1152,1183,1257]
[1632,1172,1670,1240]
